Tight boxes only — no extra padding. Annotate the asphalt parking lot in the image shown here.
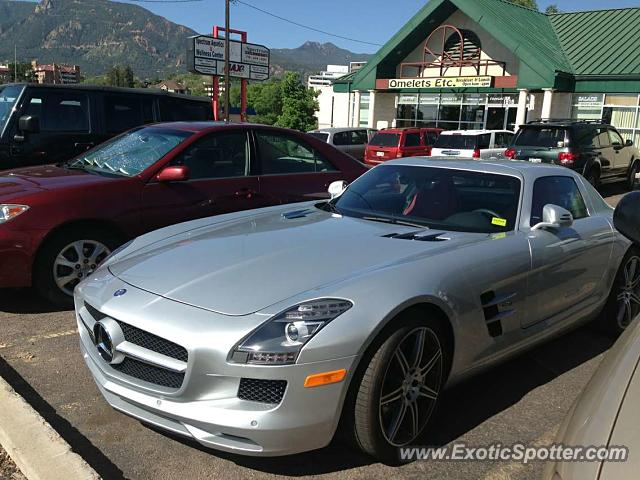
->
[0,185,629,480]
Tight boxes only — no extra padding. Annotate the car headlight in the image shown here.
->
[0,205,28,224]
[230,298,353,365]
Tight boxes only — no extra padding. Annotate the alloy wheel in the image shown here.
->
[378,326,443,446]
[616,255,640,329]
[53,240,111,296]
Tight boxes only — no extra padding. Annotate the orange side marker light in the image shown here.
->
[304,369,347,388]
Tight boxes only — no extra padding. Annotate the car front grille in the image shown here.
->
[237,378,287,404]
[112,357,184,389]
[83,302,188,389]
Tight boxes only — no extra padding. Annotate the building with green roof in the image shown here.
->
[317,0,640,144]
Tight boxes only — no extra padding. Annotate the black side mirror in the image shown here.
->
[614,191,640,244]
[18,115,40,134]
[626,139,634,147]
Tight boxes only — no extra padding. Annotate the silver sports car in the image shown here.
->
[75,159,633,460]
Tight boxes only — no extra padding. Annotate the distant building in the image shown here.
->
[0,64,11,83]
[349,61,367,73]
[152,80,186,94]
[307,65,349,90]
[31,60,81,84]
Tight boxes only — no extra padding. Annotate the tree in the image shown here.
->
[507,0,538,9]
[248,80,283,126]
[545,4,561,14]
[105,65,136,88]
[7,62,34,82]
[275,72,318,131]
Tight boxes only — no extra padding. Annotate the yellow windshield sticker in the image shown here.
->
[491,217,507,227]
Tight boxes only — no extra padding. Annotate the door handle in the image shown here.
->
[75,142,94,151]
[235,188,257,198]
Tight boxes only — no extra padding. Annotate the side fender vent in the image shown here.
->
[282,209,314,220]
[480,291,517,338]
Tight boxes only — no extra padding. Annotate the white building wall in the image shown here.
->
[315,86,353,128]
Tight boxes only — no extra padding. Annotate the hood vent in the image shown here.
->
[383,231,448,242]
[281,209,315,220]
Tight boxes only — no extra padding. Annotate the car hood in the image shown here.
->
[109,206,481,315]
[0,165,113,198]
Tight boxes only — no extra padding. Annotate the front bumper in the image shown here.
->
[75,275,357,456]
[0,226,44,288]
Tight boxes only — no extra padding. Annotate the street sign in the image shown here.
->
[187,35,270,81]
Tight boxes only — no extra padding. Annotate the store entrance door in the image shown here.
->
[486,106,519,130]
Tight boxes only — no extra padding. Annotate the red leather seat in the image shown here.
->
[403,176,459,220]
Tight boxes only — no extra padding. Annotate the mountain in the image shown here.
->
[270,41,372,76]
[0,0,371,79]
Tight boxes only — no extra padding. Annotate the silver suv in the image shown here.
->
[308,127,377,162]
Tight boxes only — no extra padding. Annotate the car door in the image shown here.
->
[254,129,344,204]
[491,132,512,160]
[331,131,353,158]
[595,128,615,179]
[9,88,94,167]
[140,129,259,232]
[402,131,423,156]
[350,130,368,161]
[524,175,614,328]
[608,128,633,175]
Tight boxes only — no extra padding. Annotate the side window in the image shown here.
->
[256,132,337,174]
[351,130,368,145]
[478,133,491,149]
[608,129,624,147]
[24,92,89,132]
[596,128,611,148]
[404,133,421,147]
[530,176,588,227]
[425,132,438,145]
[159,98,213,121]
[332,131,349,146]
[171,132,248,179]
[574,128,600,148]
[494,132,513,148]
[105,95,153,133]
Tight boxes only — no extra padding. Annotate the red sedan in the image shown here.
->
[0,122,366,305]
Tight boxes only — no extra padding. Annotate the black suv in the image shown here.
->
[505,120,640,189]
[0,83,213,170]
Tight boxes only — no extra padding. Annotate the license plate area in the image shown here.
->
[528,157,543,163]
[376,151,385,157]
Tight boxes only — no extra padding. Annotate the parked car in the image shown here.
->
[505,120,639,189]
[0,83,213,170]
[364,127,442,165]
[75,158,630,460]
[544,191,640,480]
[0,122,366,306]
[307,127,377,162]
[431,129,514,159]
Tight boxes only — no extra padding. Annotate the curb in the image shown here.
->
[0,374,100,480]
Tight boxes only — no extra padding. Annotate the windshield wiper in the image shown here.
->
[361,216,429,229]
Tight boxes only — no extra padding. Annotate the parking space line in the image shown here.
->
[27,329,78,344]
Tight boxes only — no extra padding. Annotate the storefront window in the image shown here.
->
[358,93,370,127]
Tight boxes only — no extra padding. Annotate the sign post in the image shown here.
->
[187,32,270,122]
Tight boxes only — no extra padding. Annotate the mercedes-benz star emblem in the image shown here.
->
[92,318,125,365]
[113,289,127,297]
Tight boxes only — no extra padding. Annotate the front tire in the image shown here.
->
[598,247,640,336]
[34,227,121,307]
[628,160,639,191]
[350,316,448,461]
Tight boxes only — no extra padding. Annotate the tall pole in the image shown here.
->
[14,45,17,82]
[224,0,231,122]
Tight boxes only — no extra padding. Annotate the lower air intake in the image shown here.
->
[237,378,287,404]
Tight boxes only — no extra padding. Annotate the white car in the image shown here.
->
[431,130,514,160]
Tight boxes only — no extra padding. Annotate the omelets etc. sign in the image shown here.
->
[383,76,493,89]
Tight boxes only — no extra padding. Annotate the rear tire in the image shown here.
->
[348,313,449,461]
[33,227,122,308]
[597,247,640,336]
[628,160,639,191]
[585,167,601,189]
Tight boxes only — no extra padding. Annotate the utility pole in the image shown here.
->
[224,0,231,122]
[13,45,17,82]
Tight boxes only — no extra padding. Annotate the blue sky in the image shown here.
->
[26,0,640,53]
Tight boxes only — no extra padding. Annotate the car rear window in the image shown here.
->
[434,135,478,149]
[514,127,567,148]
[369,132,400,147]
[308,132,330,142]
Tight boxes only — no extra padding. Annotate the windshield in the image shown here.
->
[308,132,329,142]
[0,85,23,135]
[434,134,477,149]
[514,127,567,148]
[68,127,192,177]
[331,165,521,233]
[369,132,400,147]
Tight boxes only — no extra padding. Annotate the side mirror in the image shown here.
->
[626,139,634,147]
[614,191,640,244]
[531,204,573,231]
[328,180,347,199]
[18,115,40,134]
[156,165,190,182]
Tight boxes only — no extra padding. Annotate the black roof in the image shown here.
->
[1,82,211,102]
[524,119,609,128]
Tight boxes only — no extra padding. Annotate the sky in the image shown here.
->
[110,0,640,53]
